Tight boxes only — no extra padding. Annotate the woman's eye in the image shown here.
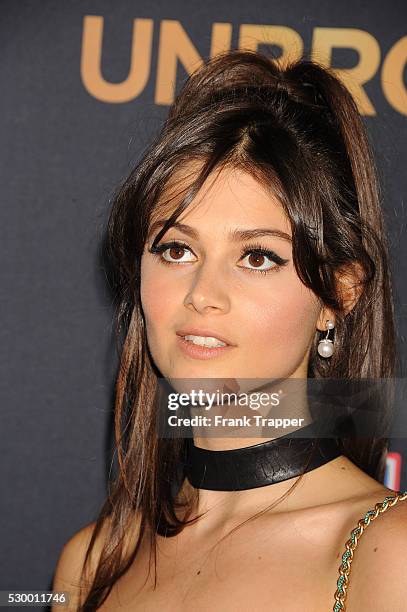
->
[239,251,278,274]
[148,241,289,275]
[238,244,289,275]
[149,241,196,264]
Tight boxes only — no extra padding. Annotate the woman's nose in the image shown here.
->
[183,263,231,314]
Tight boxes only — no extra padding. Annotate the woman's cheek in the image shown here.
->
[140,261,181,368]
[244,281,319,355]
[141,276,175,325]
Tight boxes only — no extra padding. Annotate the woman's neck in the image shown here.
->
[179,378,357,526]
[190,378,313,451]
[179,453,373,537]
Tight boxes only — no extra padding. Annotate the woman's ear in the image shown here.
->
[316,262,365,331]
[335,261,365,315]
[316,308,336,332]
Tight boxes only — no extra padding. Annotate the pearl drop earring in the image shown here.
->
[317,320,335,358]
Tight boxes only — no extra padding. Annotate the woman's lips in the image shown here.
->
[176,335,235,360]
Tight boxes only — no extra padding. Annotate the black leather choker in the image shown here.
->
[184,420,342,491]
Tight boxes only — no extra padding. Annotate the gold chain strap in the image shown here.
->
[333,489,407,611]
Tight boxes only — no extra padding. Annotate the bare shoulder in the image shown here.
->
[51,519,107,611]
[343,488,407,612]
[51,512,143,611]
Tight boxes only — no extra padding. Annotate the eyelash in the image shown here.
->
[148,240,289,275]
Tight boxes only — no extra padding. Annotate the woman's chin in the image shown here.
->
[166,373,235,397]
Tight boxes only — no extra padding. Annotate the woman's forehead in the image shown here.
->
[149,164,289,235]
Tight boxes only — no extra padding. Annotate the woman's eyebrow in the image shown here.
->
[148,221,292,243]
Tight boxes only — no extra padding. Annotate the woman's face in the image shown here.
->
[140,166,323,385]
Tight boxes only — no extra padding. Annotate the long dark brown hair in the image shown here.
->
[78,48,397,609]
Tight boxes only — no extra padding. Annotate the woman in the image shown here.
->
[52,49,407,611]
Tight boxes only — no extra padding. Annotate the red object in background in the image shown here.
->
[385,452,402,491]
